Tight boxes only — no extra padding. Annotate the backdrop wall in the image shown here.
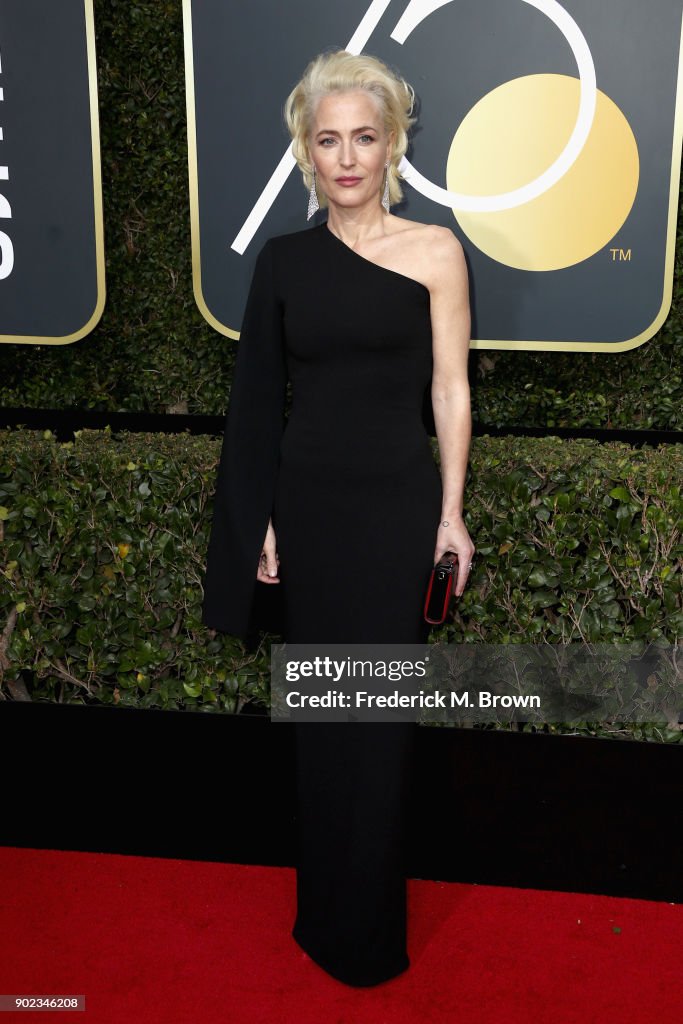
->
[0,0,680,428]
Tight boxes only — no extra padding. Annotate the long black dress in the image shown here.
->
[202,221,443,986]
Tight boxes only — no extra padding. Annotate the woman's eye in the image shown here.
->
[358,134,374,143]
[320,138,335,146]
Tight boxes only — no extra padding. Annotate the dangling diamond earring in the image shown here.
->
[307,166,320,221]
[381,163,391,212]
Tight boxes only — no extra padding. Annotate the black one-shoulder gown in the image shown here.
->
[202,221,442,987]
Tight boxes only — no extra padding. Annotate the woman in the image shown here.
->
[202,50,474,986]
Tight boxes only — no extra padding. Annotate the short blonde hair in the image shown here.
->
[284,50,416,209]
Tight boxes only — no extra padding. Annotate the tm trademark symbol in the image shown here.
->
[610,247,632,261]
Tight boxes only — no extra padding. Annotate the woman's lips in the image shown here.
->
[336,177,362,186]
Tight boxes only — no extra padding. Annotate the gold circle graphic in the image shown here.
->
[446,74,639,271]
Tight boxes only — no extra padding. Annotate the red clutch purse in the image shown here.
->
[423,551,458,624]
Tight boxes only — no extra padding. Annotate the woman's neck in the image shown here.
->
[325,202,392,248]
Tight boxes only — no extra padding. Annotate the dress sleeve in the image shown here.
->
[201,239,287,639]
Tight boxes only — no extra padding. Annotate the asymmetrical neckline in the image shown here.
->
[321,222,430,300]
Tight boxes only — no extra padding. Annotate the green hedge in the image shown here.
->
[0,429,680,742]
[0,0,680,428]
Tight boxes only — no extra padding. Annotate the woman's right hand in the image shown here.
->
[257,517,280,583]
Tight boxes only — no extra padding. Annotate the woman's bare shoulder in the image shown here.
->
[391,218,462,257]
[390,219,465,287]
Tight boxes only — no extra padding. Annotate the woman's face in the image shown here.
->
[309,90,393,213]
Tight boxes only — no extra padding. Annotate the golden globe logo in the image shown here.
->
[184,0,683,350]
[231,0,640,273]
[445,72,639,271]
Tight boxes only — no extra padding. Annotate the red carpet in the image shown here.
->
[0,846,680,1023]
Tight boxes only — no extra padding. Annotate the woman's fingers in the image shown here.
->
[453,548,474,597]
[257,521,280,582]
[433,524,475,598]
[257,548,280,582]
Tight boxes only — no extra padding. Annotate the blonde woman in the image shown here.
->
[202,49,474,986]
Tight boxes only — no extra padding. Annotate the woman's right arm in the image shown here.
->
[201,239,287,636]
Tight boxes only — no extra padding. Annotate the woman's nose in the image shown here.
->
[339,142,355,167]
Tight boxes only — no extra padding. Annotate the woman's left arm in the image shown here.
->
[427,227,475,597]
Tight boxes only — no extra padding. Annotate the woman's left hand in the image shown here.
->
[433,516,475,598]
